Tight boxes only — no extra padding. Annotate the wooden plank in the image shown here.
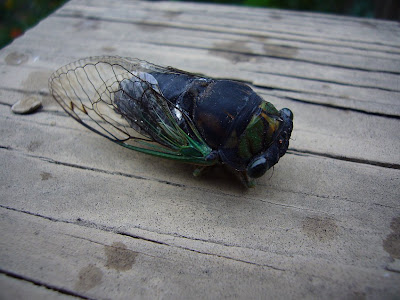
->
[3,36,400,99]
[0,106,398,215]
[1,12,398,116]
[1,124,399,246]
[22,18,400,90]
[30,9,400,75]
[0,149,399,299]
[3,208,393,300]
[2,56,399,120]
[38,13,400,63]
[12,22,400,89]
[1,81,399,168]
[26,14,400,72]
[60,0,400,49]
[0,274,74,300]
[257,88,400,118]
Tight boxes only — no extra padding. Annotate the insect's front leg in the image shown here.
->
[224,165,255,188]
[193,166,211,177]
[236,171,255,188]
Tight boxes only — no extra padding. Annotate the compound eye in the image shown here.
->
[247,156,268,178]
[280,108,293,120]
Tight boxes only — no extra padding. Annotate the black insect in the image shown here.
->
[49,56,293,187]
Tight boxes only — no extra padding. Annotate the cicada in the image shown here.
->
[49,56,293,187]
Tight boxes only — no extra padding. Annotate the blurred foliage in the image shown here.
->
[243,0,374,17]
[0,0,67,49]
[180,0,399,19]
[188,0,375,17]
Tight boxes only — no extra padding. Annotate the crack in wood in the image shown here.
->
[175,244,287,272]
[153,41,400,75]
[385,267,400,274]
[0,146,353,215]
[73,219,168,246]
[262,93,400,120]
[0,101,12,107]
[249,69,400,92]
[0,268,94,300]
[62,233,168,260]
[1,68,398,118]
[1,141,399,199]
[289,148,400,169]
[0,204,286,271]
[31,153,184,187]
[0,145,12,150]
[54,12,400,55]
[267,185,400,210]
[4,203,397,285]
[63,232,286,271]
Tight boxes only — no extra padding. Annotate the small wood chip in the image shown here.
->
[11,96,42,114]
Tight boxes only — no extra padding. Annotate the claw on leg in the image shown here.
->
[193,166,210,177]
[237,171,255,188]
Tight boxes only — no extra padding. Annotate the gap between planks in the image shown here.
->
[58,0,400,50]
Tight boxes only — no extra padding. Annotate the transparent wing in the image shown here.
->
[49,56,215,165]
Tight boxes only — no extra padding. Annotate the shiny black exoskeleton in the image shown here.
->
[151,72,294,179]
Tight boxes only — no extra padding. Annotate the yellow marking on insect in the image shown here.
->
[261,112,279,129]
[69,101,74,111]
[81,105,88,114]
[260,112,268,120]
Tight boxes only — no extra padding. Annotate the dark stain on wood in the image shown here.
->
[5,52,29,65]
[209,41,254,63]
[27,140,43,152]
[263,44,298,59]
[359,21,377,29]
[136,23,165,32]
[40,172,53,181]
[269,12,282,20]
[383,216,400,259]
[102,46,117,52]
[75,264,103,291]
[302,216,338,242]
[351,291,367,300]
[74,19,100,31]
[164,10,182,19]
[105,242,138,271]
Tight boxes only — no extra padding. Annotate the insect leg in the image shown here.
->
[193,166,211,177]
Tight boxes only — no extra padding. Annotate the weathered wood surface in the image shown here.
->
[0,0,399,299]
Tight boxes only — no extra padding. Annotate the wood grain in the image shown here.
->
[0,0,399,299]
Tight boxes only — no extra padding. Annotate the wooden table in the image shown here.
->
[1,0,399,298]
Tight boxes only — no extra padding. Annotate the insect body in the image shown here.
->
[49,56,293,187]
